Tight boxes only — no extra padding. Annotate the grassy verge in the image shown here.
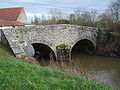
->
[0,56,116,90]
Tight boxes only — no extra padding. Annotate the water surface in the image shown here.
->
[37,52,120,89]
[71,52,120,89]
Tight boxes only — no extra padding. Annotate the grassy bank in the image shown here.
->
[0,44,116,90]
[0,56,116,90]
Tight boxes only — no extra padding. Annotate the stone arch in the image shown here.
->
[25,39,56,60]
[28,38,52,48]
[71,38,96,54]
[32,43,56,60]
[72,37,96,48]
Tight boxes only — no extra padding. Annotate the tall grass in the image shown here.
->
[0,56,115,90]
[0,44,13,57]
[33,57,116,88]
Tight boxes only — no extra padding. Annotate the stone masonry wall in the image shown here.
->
[1,24,98,60]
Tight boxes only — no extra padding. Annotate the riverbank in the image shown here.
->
[0,56,116,90]
[97,31,120,58]
[0,43,116,90]
[0,44,13,57]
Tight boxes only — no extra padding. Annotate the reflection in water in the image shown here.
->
[72,52,120,89]
[37,52,120,89]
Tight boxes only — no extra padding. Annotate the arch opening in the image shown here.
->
[32,43,56,61]
[71,39,95,56]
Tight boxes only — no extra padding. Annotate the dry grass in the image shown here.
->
[0,43,13,57]
[32,58,113,88]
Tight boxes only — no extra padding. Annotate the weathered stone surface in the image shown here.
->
[1,24,98,60]
[56,47,71,61]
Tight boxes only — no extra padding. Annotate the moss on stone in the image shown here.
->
[56,44,68,49]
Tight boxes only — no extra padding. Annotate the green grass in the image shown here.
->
[0,43,117,90]
[0,56,116,90]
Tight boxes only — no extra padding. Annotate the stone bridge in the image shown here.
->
[1,24,98,61]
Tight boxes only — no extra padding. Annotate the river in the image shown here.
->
[37,52,120,89]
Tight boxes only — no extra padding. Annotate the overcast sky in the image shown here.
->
[0,0,113,21]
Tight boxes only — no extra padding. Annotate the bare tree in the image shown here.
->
[107,0,120,23]
[69,13,76,24]
[31,15,41,25]
[98,13,113,29]
[82,9,98,26]
[49,9,64,24]
[41,14,47,24]
[74,8,99,27]
[74,8,85,25]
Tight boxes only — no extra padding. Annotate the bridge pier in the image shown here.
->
[56,45,71,62]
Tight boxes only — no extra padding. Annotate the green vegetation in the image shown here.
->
[57,19,70,24]
[0,44,116,90]
[0,56,116,90]
[56,44,69,49]
[110,32,120,35]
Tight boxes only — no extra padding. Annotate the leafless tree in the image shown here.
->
[74,8,99,27]
[98,13,113,29]
[31,15,41,25]
[69,13,76,24]
[107,0,120,23]
[49,9,64,24]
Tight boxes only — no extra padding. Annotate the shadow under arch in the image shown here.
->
[32,43,56,61]
[71,39,96,57]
